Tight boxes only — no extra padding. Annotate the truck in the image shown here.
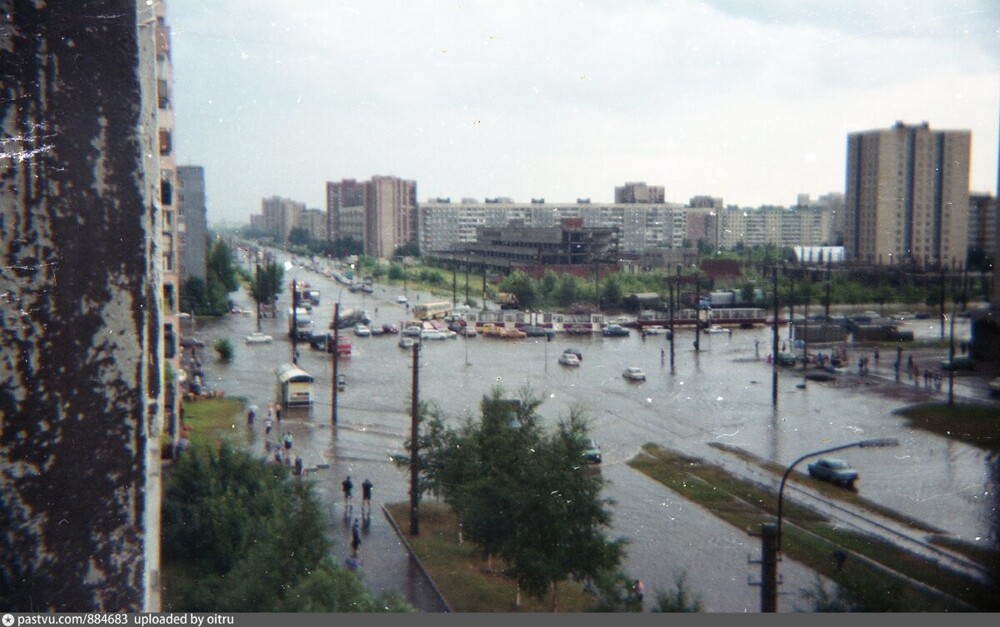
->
[288,307,314,340]
[331,307,371,330]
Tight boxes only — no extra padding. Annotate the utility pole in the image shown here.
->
[452,263,457,306]
[694,273,701,351]
[465,255,470,306]
[669,280,676,373]
[332,302,339,426]
[772,265,779,407]
[948,301,956,406]
[824,256,832,320]
[291,278,298,364]
[409,341,420,536]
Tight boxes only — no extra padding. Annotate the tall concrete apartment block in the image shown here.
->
[1,0,164,611]
[261,195,305,243]
[615,181,665,204]
[178,165,208,281]
[845,121,971,267]
[156,0,181,450]
[327,176,417,258]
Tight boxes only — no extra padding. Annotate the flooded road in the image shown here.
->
[184,255,999,611]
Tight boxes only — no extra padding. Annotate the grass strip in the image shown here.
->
[384,502,598,612]
[629,444,997,611]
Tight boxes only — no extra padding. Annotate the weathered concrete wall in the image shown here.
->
[1,1,163,611]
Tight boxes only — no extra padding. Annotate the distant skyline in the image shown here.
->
[168,0,1000,225]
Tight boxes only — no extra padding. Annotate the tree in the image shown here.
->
[601,275,623,309]
[287,227,311,246]
[247,261,284,330]
[161,444,411,612]
[408,387,626,610]
[499,271,538,310]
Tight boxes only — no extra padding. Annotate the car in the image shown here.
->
[382,323,400,334]
[807,458,859,488]
[354,323,371,337]
[420,328,451,340]
[603,324,630,337]
[623,367,646,381]
[401,325,423,337]
[562,348,583,361]
[558,352,581,367]
[245,332,273,344]
[582,438,602,464]
[939,355,974,371]
[522,325,555,338]
[396,295,408,304]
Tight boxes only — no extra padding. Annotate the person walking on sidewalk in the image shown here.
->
[361,478,373,515]
[342,475,354,509]
[351,518,362,556]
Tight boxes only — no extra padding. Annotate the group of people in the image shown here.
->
[342,475,374,565]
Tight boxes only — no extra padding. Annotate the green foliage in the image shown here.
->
[393,241,421,258]
[499,271,539,310]
[287,227,311,246]
[162,444,411,612]
[408,387,626,608]
[213,338,234,361]
[180,239,240,316]
[600,275,623,308]
[651,571,703,612]
[247,261,285,319]
[388,264,405,281]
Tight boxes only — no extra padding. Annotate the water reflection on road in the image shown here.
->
[187,259,998,611]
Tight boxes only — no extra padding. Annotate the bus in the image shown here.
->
[412,300,453,320]
[276,363,314,407]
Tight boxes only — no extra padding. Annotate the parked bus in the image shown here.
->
[276,363,314,407]
[412,300,453,320]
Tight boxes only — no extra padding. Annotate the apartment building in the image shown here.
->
[419,198,685,256]
[261,195,305,243]
[845,121,971,267]
[326,176,417,258]
[615,181,666,204]
[177,165,208,281]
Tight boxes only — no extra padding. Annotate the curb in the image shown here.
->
[380,503,453,613]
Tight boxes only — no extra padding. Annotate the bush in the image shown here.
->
[214,338,234,361]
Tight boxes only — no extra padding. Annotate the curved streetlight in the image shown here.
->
[776,437,899,551]
[762,437,900,613]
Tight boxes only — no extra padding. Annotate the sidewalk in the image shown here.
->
[244,406,450,612]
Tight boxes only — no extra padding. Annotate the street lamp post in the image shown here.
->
[764,437,899,612]
[332,301,340,426]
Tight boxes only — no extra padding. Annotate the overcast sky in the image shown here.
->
[167,0,1000,225]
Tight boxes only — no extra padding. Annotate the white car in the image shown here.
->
[353,324,371,337]
[558,352,581,367]
[396,295,408,304]
[245,332,273,344]
[421,328,456,340]
[623,367,646,381]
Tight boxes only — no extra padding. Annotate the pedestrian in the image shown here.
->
[247,408,255,425]
[660,347,665,365]
[264,417,273,435]
[294,455,304,477]
[361,478,373,513]
[833,549,847,572]
[635,580,645,604]
[351,518,362,556]
[276,403,282,423]
[267,404,274,423]
[283,432,293,450]
[342,475,354,508]
[873,347,879,364]
[913,365,920,386]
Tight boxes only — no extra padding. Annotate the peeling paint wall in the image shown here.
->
[1,0,163,611]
